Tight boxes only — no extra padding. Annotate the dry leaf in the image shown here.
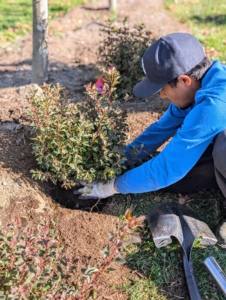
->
[124,208,131,220]
[136,215,147,222]
[154,196,162,202]
[178,194,191,205]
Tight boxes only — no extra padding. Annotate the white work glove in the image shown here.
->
[74,179,119,199]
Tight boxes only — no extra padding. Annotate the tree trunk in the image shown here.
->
[32,0,48,85]
[109,0,117,11]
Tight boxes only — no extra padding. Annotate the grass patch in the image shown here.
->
[164,0,226,63]
[0,0,88,47]
[121,279,168,300]
[111,189,226,299]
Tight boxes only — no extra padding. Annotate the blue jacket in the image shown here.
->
[116,61,226,194]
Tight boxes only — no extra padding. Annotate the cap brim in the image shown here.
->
[133,77,167,98]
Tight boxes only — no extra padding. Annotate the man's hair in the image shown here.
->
[168,57,213,87]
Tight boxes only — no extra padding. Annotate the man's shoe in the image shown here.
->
[215,220,226,249]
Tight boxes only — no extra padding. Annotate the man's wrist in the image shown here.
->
[114,179,119,192]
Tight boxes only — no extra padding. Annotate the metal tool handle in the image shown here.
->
[182,252,202,300]
[203,256,226,297]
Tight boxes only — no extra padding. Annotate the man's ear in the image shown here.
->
[178,75,192,86]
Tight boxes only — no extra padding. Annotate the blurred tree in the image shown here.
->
[109,0,117,11]
[32,0,48,84]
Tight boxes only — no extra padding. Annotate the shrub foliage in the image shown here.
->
[0,218,77,299]
[98,19,154,98]
[28,67,129,189]
[0,209,145,299]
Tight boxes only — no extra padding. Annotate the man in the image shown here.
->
[78,33,226,243]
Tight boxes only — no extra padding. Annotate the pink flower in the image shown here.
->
[95,65,115,93]
[95,76,104,93]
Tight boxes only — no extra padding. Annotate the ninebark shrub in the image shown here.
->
[27,67,129,189]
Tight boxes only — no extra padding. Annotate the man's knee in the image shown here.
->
[213,129,226,197]
[213,129,226,171]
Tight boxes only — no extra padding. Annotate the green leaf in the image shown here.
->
[100,245,110,258]
[81,267,99,276]
[113,257,126,264]
[75,282,79,291]
[88,288,96,299]
[69,138,76,142]
[25,272,36,284]
[14,257,24,266]
[106,267,116,273]
[43,284,51,292]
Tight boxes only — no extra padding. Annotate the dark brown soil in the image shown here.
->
[49,183,108,211]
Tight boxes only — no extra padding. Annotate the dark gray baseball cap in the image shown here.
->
[133,32,205,98]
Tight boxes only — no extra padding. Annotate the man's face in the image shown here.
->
[159,75,199,109]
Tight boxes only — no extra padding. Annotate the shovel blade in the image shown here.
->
[182,214,217,249]
[148,203,183,248]
[148,203,217,252]
[148,202,217,300]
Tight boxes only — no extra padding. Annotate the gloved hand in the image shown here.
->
[74,179,119,199]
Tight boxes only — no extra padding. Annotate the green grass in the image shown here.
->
[0,0,88,47]
[111,189,226,299]
[164,0,226,63]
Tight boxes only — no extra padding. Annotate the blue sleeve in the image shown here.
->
[116,99,224,194]
[125,103,189,163]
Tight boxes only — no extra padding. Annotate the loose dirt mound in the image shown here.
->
[0,0,191,298]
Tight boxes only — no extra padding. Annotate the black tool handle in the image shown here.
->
[182,251,202,300]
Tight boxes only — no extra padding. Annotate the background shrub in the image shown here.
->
[98,19,155,99]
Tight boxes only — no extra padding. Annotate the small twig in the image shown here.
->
[131,270,146,279]
[90,198,102,212]
[74,20,106,32]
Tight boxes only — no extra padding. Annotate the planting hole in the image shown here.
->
[48,183,108,212]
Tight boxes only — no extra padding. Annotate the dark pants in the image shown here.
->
[162,129,226,196]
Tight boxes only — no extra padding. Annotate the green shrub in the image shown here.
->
[98,19,155,99]
[28,67,129,189]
